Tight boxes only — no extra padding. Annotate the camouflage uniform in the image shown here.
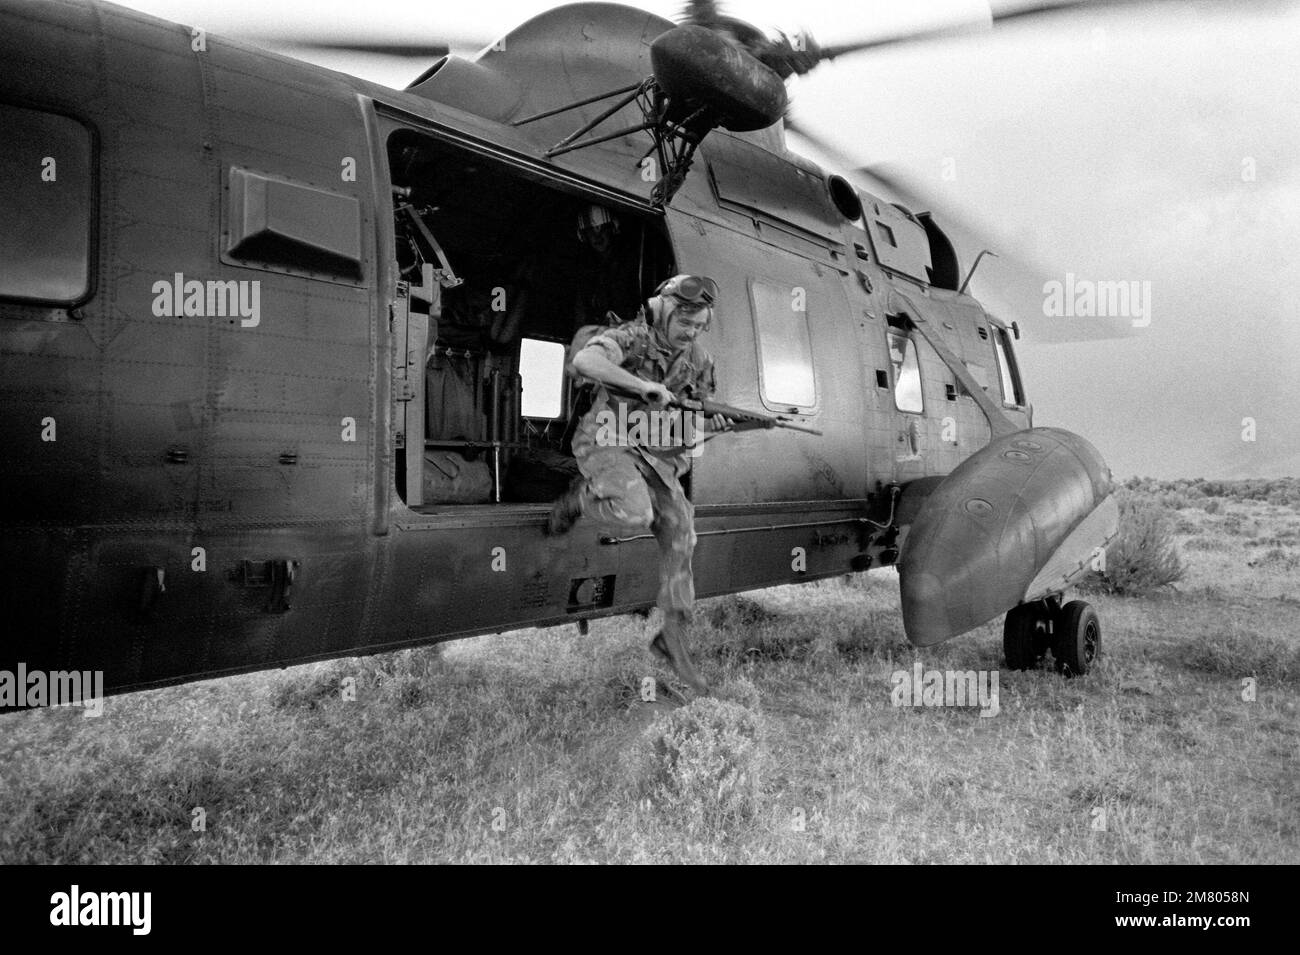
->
[569,322,715,629]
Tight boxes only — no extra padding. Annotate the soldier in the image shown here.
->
[572,203,641,327]
[548,274,730,695]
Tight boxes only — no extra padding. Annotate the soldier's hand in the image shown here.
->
[707,414,734,432]
[641,382,675,406]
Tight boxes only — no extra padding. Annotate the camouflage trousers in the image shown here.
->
[570,430,697,625]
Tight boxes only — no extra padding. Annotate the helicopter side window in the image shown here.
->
[887,328,924,414]
[519,338,565,420]
[992,326,1024,406]
[0,104,93,306]
[750,280,817,410]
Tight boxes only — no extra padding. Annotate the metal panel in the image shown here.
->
[663,209,867,505]
[708,136,840,241]
[226,167,363,281]
[858,190,932,283]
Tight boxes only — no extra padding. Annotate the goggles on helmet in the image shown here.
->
[655,274,718,311]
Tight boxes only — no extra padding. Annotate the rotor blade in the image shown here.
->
[862,165,1137,343]
[236,29,494,59]
[258,39,454,57]
[817,0,1287,64]
[785,117,1135,343]
[816,16,990,60]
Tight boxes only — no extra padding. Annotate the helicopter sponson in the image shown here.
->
[899,428,1119,647]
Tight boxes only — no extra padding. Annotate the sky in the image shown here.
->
[112,0,1300,479]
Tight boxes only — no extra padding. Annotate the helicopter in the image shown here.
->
[1,0,1139,707]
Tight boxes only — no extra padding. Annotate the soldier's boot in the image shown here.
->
[649,621,709,696]
[546,480,586,536]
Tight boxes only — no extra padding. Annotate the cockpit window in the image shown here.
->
[992,326,1024,406]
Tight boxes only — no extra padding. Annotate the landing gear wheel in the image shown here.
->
[1054,600,1101,677]
[1003,604,1049,670]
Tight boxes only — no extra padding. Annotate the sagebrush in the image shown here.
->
[1081,493,1187,596]
[639,696,765,827]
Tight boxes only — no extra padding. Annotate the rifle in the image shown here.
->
[603,385,823,436]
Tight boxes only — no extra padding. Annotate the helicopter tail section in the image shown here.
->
[897,428,1118,647]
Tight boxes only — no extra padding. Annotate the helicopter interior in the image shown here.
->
[387,130,675,509]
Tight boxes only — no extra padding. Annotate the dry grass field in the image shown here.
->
[2,479,1297,864]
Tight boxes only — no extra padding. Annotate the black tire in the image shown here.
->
[1003,604,1047,670]
[1054,600,1101,677]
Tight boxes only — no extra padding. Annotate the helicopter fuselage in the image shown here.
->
[1,0,1065,700]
